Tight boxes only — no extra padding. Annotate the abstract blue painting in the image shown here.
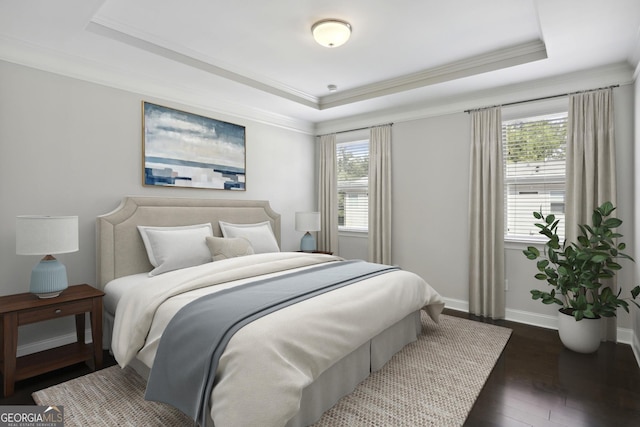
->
[143,102,246,190]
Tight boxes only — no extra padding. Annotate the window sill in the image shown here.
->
[504,237,546,251]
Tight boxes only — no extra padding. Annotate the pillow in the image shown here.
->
[218,221,280,254]
[206,236,255,261]
[137,223,213,276]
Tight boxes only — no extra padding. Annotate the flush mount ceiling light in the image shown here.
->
[311,19,352,48]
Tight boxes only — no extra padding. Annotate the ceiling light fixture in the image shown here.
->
[311,19,352,48]
[327,84,338,92]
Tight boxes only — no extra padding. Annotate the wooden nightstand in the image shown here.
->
[0,284,104,397]
[297,250,334,255]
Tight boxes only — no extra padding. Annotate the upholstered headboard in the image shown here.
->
[96,196,281,289]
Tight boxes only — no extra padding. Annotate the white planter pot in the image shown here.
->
[557,310,602,353]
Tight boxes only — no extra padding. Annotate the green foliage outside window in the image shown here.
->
[504,117,566,163]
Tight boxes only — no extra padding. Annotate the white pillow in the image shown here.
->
[137,223,213,276]
[218,221,280,254]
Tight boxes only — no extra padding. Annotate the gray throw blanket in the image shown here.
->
[145,260,398,425]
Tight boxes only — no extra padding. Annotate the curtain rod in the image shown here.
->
[464,85,619,113]
[316,122,393,137]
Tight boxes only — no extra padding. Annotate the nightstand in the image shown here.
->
[0,284,104,397]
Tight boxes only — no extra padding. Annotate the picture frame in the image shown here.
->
[142,101,246,190]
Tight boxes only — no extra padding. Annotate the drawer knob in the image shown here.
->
[55,309,62,314]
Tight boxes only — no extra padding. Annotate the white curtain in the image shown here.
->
[468,107,505,319]
[566,87,617,340]
[369,125,392,264]
[317,134,339,253]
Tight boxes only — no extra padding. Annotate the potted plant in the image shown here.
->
[523,201,640,353]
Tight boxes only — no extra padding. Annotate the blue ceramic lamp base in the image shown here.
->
[300,232,317,252]
[30,257,69,298]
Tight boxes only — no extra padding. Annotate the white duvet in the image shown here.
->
[111,252,444,427]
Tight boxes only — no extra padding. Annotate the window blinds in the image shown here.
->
[337,140,369,231]
[503,112,568,240]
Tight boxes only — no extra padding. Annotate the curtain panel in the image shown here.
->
[566,88,616,240]
[566,87,617,341]
[468,107,505,319]
[368,125,392,264]
[317,134,339,253]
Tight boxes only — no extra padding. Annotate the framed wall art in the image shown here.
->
[142,102,246,190]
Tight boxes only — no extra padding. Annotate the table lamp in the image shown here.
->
[295,212,321,252]
[16,215,79,298]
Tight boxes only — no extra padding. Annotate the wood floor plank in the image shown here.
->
[2,311,639,427]
[457,309,640,427]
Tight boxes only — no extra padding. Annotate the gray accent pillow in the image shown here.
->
[206,236,255,261]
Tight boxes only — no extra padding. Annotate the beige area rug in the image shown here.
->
[33,314,511,427]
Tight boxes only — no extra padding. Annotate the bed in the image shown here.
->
[96,196,444,427]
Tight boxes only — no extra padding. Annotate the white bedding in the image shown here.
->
[110,252,444,427]
[103,273,149,315]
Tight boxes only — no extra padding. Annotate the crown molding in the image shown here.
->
[15,16,549,116]
[315,62,634,135]
[0,35,314,135]
[2,30,631,139]
[86,18,320,109]
[87,17,548,112]
[318,40,548,109]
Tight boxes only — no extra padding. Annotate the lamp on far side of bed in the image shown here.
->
[295,212,320,252]
[16,215,79,298]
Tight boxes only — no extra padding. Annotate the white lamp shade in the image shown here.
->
[16,215,79,255]
[311,19,352,48]
[295,212,321,232]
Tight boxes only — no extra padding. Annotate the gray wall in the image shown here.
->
[0,60,316,352]
[392,112,471,302]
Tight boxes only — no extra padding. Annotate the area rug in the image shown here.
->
[33,314,511,427]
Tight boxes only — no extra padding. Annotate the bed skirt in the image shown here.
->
[124,310,422,427]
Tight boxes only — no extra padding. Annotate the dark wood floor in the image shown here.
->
[2,312,639,426]
[0,350,117,406]
[449,310,640,427]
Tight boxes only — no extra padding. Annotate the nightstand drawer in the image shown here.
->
[18,299,93,325]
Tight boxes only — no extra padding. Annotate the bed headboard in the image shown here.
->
[96,196,281,289]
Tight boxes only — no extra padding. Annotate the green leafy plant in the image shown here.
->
[523,201,640,320]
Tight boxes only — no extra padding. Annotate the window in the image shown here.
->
[503,112,568,241]
[337,139,369,232]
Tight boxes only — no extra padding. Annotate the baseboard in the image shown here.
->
[440,297,469,313]
[440,296,636,345]
[16,328,93,357]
